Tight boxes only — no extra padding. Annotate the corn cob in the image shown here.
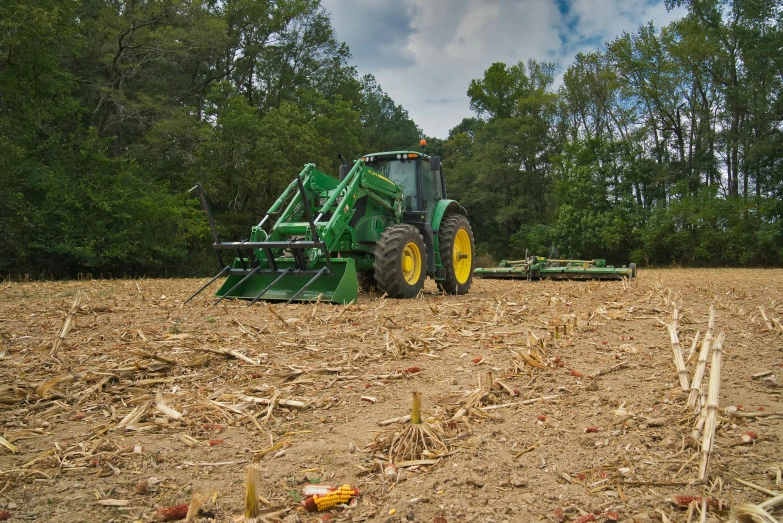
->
[303,484,360,512]
[152,503,189,521]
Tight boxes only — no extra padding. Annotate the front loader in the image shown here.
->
[187,150,474,305]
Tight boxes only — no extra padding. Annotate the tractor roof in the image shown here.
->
[361,151,430,161]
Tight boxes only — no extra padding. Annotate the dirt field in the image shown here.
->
[1,269,782,523]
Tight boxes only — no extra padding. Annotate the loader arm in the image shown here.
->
[257,159,403,254]
[189,159,405,305]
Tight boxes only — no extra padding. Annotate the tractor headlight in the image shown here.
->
[396,154,402,159]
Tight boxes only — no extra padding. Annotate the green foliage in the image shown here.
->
[359,75,421,153]
[444,0,782,268]
[2,0,781,277]
[0,0,420,278]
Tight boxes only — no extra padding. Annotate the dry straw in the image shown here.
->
[667,306,691,393]
[698,330,726,481]
[51,291,82,358]
[688,305,715,408]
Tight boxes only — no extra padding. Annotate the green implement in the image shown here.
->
[474,257,636,281]
[187,148,475,305]
[215,259,358,305]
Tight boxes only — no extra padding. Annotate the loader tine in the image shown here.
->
[248,267,294,306]
[286,266,328,305]
[212,266,261,306]
[184,265,231,305]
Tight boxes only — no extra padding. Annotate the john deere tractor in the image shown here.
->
[188,149,474,304]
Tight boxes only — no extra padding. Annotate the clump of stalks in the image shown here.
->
[451,371,501,419]
[371,392,448,463]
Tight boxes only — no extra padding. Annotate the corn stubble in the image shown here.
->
[370,392,449,463]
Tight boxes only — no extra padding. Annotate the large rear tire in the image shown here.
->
[437,214,474,295]
[373,224,427,299]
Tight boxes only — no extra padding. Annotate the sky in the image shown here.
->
[321,0,684,138]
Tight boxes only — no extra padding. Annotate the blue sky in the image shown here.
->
[321,0,684,138]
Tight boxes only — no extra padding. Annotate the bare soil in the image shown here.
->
[1,269,782,523]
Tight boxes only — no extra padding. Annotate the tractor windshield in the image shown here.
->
[370,159,418,210]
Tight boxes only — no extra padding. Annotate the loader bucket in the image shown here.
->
[215,257,358,305]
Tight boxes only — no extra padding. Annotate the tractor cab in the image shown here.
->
[358,151,446,216]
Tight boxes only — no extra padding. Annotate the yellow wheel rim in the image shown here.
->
[402,242,422,284]
[453,228,472,284]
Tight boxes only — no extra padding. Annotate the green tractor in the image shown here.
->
[187,149,474,305]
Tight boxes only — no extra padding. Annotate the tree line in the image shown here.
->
[445,0,782,267]
[0,0,421,278]
[1,0,780,279]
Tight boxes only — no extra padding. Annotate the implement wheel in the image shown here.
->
[437,214,474,295]
[374,224,427,299]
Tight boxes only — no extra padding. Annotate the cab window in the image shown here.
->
[369,158,418,210]
[420,158,442,208]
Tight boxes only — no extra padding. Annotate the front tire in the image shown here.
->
[373,224,427,299]
[437,214,474,295]
[357,270,376,293]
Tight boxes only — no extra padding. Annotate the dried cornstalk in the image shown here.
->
[36,374,76,399]
[519,352,545,369]
[265,302,288,327]
[191,346,260,365]
[773,317,783,335]
[590,361,627,379]
[0,435,18,453]
[451,371,499,419]
[185,489,213,522]
[377,415,411,426]
[667,308,690,393]
[239,395,307,408]
[699,331,726,481]
[51,291,82,357]
[758,306,774,330]
[759,492,783,511]
[527,330,545,354]
[245,464,261,521]
[733,503,778,523]
[115,400,151,431]
[154,391,183,420]
[686,330,700,361]
[370,392,448,463]
[691,409,707,444]
[688,305,715,408]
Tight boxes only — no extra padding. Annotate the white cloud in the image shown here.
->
[322,0,684,138]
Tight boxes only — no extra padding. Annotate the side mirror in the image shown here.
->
[430,156,441,171]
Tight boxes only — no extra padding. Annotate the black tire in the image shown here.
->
[437,214,474,295]
[629,263,637,279]
[373,224,427,299]
[357,270,376,293]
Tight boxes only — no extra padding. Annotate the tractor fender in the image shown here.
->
[430,200,468,280]
[431,200,467,232]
